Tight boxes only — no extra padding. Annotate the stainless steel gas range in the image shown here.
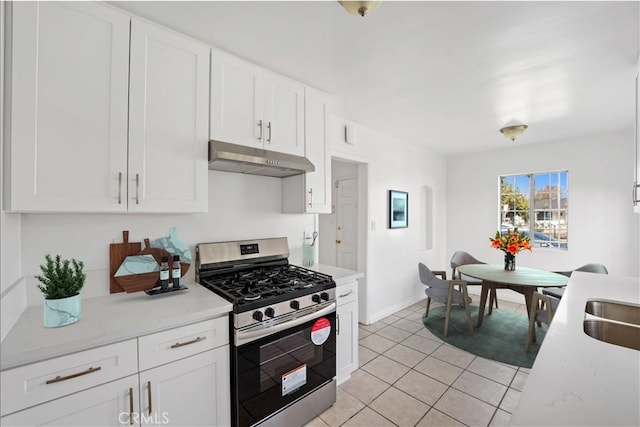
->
[195,237,337,427]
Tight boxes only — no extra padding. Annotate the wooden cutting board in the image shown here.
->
[109,230,142,294]
[140,238,190,282]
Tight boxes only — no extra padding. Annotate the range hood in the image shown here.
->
[208,140,314,178]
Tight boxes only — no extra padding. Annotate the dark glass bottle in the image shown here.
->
[172,254,181,289]
[159,256,169,290]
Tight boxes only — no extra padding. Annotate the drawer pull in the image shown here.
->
[45,366,102,384]
[128,387,134,425]
[170,336,206,349]
[339,290,354,298]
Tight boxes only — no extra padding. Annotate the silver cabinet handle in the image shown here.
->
[128,387,134,425]
[147,381,152,416]
[308,188,313,208]
[267,121,272,143]
[135,174,140,205]
[258,120,263,141]
[170,336,205,349]
[634,182,640,206]
[46,366,101,384]
[118,172,123,204]
[339,290,354,299]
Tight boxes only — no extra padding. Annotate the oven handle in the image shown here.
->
[236,302,336,346]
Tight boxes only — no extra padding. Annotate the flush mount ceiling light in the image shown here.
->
[339,1,382,17]
[500,124,528,142]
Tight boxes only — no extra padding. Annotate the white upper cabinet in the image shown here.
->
[210,49,304,156]
[129,19,209,213]
[5,2,130,212]
[282,88,332,213]
[4,3,209,213]
[634,67,639,213]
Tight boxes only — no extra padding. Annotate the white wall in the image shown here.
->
[16,171,315,306]
[329,117,448,324]
[446,129,639,283]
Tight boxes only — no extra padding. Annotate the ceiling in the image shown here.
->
[112,1,639,156]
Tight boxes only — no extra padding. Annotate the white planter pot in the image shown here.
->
[43,294,81,327]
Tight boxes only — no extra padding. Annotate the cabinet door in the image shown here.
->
[129,20,209,213]
[210,50,264,148]
[139,347,230,426]
[264,74,305,156]
[304,88,332,212]
[1,375,139,426]
[281,88,331,213]
[6,1,130,212]
[337,300,359,385]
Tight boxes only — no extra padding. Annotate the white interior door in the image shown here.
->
[336,177,358,270]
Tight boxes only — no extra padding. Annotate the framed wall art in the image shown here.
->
[389,190,408,229]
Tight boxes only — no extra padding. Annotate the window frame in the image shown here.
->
[498,170,569,250]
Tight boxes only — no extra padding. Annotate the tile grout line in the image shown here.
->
[348,300,524,426]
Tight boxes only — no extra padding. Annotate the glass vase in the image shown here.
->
[504,253,516,271]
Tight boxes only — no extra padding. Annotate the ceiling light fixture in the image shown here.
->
[339,1,382,17]
[499,124,528,142]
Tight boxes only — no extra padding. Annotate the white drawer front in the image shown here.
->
[138,317,228,371]
[0,339,138,417]
[336,280,358,306]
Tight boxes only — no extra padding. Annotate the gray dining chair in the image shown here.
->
[543,263,609,299]
[419,262,474,336]
[450,250,499,312]
[526,291,560,352]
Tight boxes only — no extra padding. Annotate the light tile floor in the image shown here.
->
[307,298,532,427]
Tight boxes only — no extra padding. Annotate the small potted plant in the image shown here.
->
[35,254,86,327]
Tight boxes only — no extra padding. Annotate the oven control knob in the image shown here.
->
[321,292,330,301]
[252,311,264,322]
[312,294,321,304]
[265,307,275,318]
[290,300,300,310]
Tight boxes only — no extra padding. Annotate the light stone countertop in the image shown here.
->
[0,283,232,371]
[301,263,364,286]
[509,271,640,426]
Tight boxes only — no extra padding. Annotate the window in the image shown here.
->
[500,171,568,250]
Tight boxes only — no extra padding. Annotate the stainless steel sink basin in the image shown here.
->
[583,320,640,351]
[585,300,640,325]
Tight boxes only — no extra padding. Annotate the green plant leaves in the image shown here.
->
[35,254,86,300]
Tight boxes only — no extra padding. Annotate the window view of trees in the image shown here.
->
[500,171,568,249]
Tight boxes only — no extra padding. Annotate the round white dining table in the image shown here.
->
[456,264,569,327]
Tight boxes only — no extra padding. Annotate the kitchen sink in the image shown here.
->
[585,300,640,325]
[583,320,640,351]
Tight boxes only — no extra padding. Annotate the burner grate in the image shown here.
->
[200,265,335,312]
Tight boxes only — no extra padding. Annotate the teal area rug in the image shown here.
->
[422,305,547,368]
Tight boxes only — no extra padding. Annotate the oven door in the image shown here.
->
[233,305,337,427]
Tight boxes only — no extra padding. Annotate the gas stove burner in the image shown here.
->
[199,264,336,313]
[196,238,336,313]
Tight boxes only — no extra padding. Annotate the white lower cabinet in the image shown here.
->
[139,347,230,426]
[1,375,140,426]
[0,318,230,427]
[336,280,359,385]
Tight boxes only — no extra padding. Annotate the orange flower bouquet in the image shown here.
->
[489,227,531,270]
